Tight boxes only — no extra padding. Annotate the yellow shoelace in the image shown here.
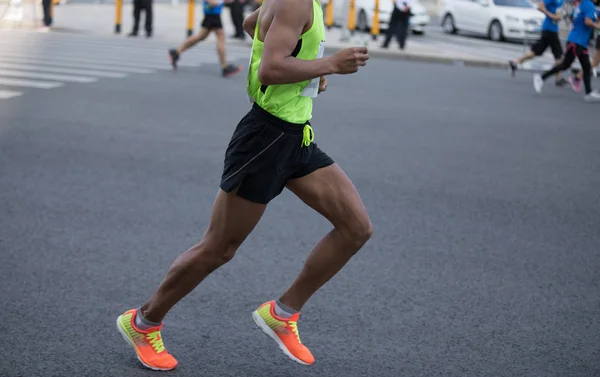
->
[146,331,166,353]
[288,321,302,344]
[301,124,314,147]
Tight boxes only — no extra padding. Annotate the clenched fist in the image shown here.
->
[329,47,369,75]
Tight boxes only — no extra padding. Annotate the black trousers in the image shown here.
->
[383,7,410,49]
[542,42,592,94]
[228,0,244,37]
[41,0,52,27]
[132,0,153,34]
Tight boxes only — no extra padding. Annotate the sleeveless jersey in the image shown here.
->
[246,0,326,124]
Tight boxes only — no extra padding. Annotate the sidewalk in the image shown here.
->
[320,28,506,68]
[1,2,509,69]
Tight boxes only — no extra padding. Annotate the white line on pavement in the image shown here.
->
[0,78,63,89]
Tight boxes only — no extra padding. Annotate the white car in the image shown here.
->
[438,0,545,41]
[332,0,431,35]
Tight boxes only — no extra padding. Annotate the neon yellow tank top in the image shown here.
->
[246,0,326,125]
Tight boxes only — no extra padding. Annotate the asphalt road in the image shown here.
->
[1,46,599,377]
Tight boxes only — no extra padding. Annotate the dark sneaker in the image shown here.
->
[555,77,568,87]
[508,60,517,77]
[169,49,180,70]
[222,64,242,77]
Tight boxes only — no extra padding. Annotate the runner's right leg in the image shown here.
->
[574,40,600,91]
[169,28,211,69]
[252,165,372,366]
[575,47,600,101]
[534,43,576,93]
[117,188,266,371]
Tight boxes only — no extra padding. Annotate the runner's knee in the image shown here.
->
[189,235,243,270]
[338,212,373,251]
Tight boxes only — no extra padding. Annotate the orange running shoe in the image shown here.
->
[116,309,178,371]
[252,301,315,365]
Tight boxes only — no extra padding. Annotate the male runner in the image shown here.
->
[168,0,241,77]
[509,0,566,86]
[118,0,372,371]
[569,4,600,92]
[533,0,600,101]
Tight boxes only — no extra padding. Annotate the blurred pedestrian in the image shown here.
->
[382,0,412,50]
[227,0,245,39]
[41,0,53,30]
[534,0,600,101]
[569,3,600,91]
[508,0,566,86]
[168,0,242,77]
[129,0,153,38]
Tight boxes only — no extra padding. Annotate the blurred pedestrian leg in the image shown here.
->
[381,0,411,50]
[129,0,153,37]
[41,0,52,28]
[228,0,244,39]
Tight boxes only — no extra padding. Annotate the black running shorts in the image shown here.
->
[531,30,563,59]
[595,35,600,49]
[201,14,222,30]
[220,103,335,204]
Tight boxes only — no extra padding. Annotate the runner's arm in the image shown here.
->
[258,0,334,85]
[584,3,600,28]
[537,1,561,21]
[585,17,600,28]
[243,7,260,37]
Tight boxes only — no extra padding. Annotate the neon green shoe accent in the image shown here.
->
[119,313,145,347]
[146,331,166,353]
[118,312,166,354]
[288,321,301,343]
[257,304,286,328]
[256,303,302,343]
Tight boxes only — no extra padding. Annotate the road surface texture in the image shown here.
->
[1,31,599,377]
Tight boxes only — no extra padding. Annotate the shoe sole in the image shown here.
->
[251,310,311,366]
[223,65,243,78]
[115,315,175,371]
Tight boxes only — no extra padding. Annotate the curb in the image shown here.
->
[323,45,509,69]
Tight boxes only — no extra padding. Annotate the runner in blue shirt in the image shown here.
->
[534,0,600,101]
[509,0,566,86]
[168,0,242,77]
[570,4,600,92]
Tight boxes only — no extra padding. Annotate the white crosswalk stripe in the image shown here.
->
[0,29,251,100]
[0,77,63,89]
[0,63,128,78]
[0,69,97,83]
[0,90,23,99]
[0,56,155,74]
